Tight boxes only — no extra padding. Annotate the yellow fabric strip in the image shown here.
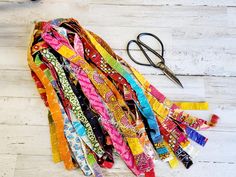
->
[56,45,145,156]
[130,65,209,111]
[84,31,171,160]
[48,112,62,163]
[164,141,179,168]
[173,102,209,110]
[57,45,76,59]
[91,64,128,109]
[145,93,168,122]
[129,67,150,91]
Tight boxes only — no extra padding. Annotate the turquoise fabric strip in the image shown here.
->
[86,34,162,143]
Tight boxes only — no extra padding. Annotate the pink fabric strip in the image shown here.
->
[72,47,140,175]
[56,28,141,175]
[72,64,140,175]
[149,83,210,130]
[71,38,140,176]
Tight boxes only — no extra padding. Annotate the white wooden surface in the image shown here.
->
[0,0,236,177]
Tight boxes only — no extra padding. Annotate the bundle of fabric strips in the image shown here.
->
[28,18,219,177]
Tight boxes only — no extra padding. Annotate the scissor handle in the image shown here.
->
[127,40,153,67]
[127,33,167,69]
[137,32,165,59]
[127,33,184,88]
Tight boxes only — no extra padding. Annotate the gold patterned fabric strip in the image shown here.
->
[26,18,218,177]
[48,111,62,163]
[41,25,154,173]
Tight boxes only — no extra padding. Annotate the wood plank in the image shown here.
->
[0,2,235,76]
[195,130,236,162]
[186,109,236,132]
[1,24,234,52]
[227,7,236,27]
[14,155,135,177]
[1,0,236,7]
[1,45,236,76]
[1,23,235,76]
[87,5,228,28]
[0,3,230,28]
[0,1,89,25]
[14,154,236,177]
[89,0,236,7]
[1,69,235,105]
[0,69,211,99]
[0,97,47,126]
[153,160,236,177]
[0,25,173,49]
[0,47,28,70]
[0,154,17,177]
[1,96,236,132]
[0,70,39,98]
[0,124,51,156]
[0,120,235,161]
[0,70,236,130]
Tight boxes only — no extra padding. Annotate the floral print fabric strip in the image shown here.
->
[27,18,218,177]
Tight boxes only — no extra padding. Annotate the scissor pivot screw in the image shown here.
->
[157,62,165,69]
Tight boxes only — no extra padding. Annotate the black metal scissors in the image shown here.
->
[127,32,184,88]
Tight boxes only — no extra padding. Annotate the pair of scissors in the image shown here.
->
[127,32,184,88]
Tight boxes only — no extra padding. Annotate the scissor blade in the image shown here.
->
[162,65,184,88]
